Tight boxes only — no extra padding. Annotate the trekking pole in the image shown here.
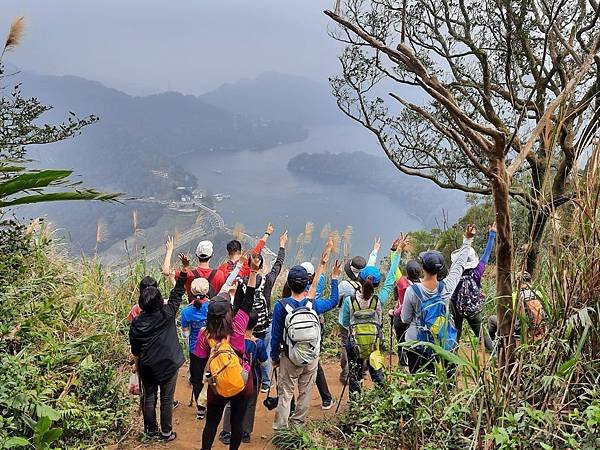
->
[335,369,350,414]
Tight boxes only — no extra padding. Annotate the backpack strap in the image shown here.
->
[192,269,202,280]
[279,298,295,315]
[305,300,313,310]
[411,284,425,301]
[368,295,379,310]
[207,269,217,284]
[437,281,445,295]
[350,295,361,312]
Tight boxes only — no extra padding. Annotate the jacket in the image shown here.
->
[129,270,186,384]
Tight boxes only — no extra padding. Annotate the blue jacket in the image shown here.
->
[270,279,339,362]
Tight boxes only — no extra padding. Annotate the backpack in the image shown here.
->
[280,298,321,366]
[252,277,270,334]
[205,337,248,398]
[411,282,457,354]
[349,295,381,359]
[455,271,484,318]
[191,269,217,299]
[520,288,546,340]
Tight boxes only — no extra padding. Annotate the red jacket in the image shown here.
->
[218,239,266,279]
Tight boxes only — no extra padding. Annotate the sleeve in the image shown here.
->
[314,279,339,314]
[367,249,378,266]
[193,331,210,358]
[180,308,189,328]
[480,230,497,265]
[264,247,285,305]
[378,253,401,307]
[390,250,402,280]
[233,282,245,311]
[232,309,250,344]
[401,288,416,325]
[257,340,269,363]
[129,326,141,357]
[239,285,255,314]
[444,238,474,298]
[165,270,187,317]
[340,297,351,328]
[221,262,242,293]
[315,274,327,299]
[270,301,285,362]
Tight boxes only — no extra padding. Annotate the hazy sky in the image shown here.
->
[2,1,342,96]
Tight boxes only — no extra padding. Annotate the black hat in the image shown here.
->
[405,260,422,282]
[344,256,367,280]
[419,251,445,275]
[208,297,231,317]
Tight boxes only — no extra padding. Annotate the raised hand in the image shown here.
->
[165,236,174,253]
[397,233,410,251]
[373,237,381,252]
[490,223,497,233]
[320,249,330,267]
[279,230,289,248]
[465,224,477,239]
[179,253,190,269]
[332,259,342,279]
[265,223,274,236]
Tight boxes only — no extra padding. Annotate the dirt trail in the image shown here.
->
[116,361,350,450]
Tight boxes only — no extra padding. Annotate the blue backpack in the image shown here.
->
[411,282,457,354]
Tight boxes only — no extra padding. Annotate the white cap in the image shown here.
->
[195,240,214,259]
[451,247,479,270]
[300,261,315,276]
[190,278,210,297]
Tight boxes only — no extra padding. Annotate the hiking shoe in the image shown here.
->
[196,406,206,420]
[219,431,231,445]
[242,432,251,443]
[260,383,270,393]
[160,432,177,442]
[172,400,179,410]
[321,398,335,410]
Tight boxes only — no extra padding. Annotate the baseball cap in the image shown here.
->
[451,247,479,270]
[207,297,231,317]
[195,240,214,259]
[359,266,382,285]
[300,262,315,276]
[288,265,309,283]
[420,251,445,274]
[344,256,367,280]
[190,278,210,298]
[405,260,422,282]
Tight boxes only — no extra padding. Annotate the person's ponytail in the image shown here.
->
[192,296,205,309]
[362,276,375,300]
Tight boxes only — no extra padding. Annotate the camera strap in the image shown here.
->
[266,368,278,398]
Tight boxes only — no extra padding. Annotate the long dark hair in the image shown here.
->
[361,277,375,300]
[281,281,292,298]
[204,307,233,341]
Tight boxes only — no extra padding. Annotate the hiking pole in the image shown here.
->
[335,368,350,414]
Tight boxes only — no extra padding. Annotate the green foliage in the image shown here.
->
[0,226,135,448]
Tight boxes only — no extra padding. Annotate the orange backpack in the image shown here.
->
[205,337,248,398]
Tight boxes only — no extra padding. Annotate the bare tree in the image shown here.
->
[325,0,600,367]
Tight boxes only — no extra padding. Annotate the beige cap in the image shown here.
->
[190,277,210,297]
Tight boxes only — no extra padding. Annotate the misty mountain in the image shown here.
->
[9,69,310,253]
[200,72,344,127]
[287,151,466,229]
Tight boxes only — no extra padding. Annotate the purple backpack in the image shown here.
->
[455,272,484,317]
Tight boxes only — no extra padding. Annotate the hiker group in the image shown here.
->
[127,222,547,449]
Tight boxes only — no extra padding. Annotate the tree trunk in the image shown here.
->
[524,206,549,275]
[489,157,515,373]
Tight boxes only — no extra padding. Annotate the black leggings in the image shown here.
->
[202,383,252,450]
[189,352,203,406]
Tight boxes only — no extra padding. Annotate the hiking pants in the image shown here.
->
[339,325,349,382]
[454,311,494,351]
[273,356,318,429]
[223,373,260,435]
[189,352,203,406]
[315,361,332,403]
[202,377,253,450]
[140,372,178,437]
[346,344,384,394]
[392,315,409,365]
